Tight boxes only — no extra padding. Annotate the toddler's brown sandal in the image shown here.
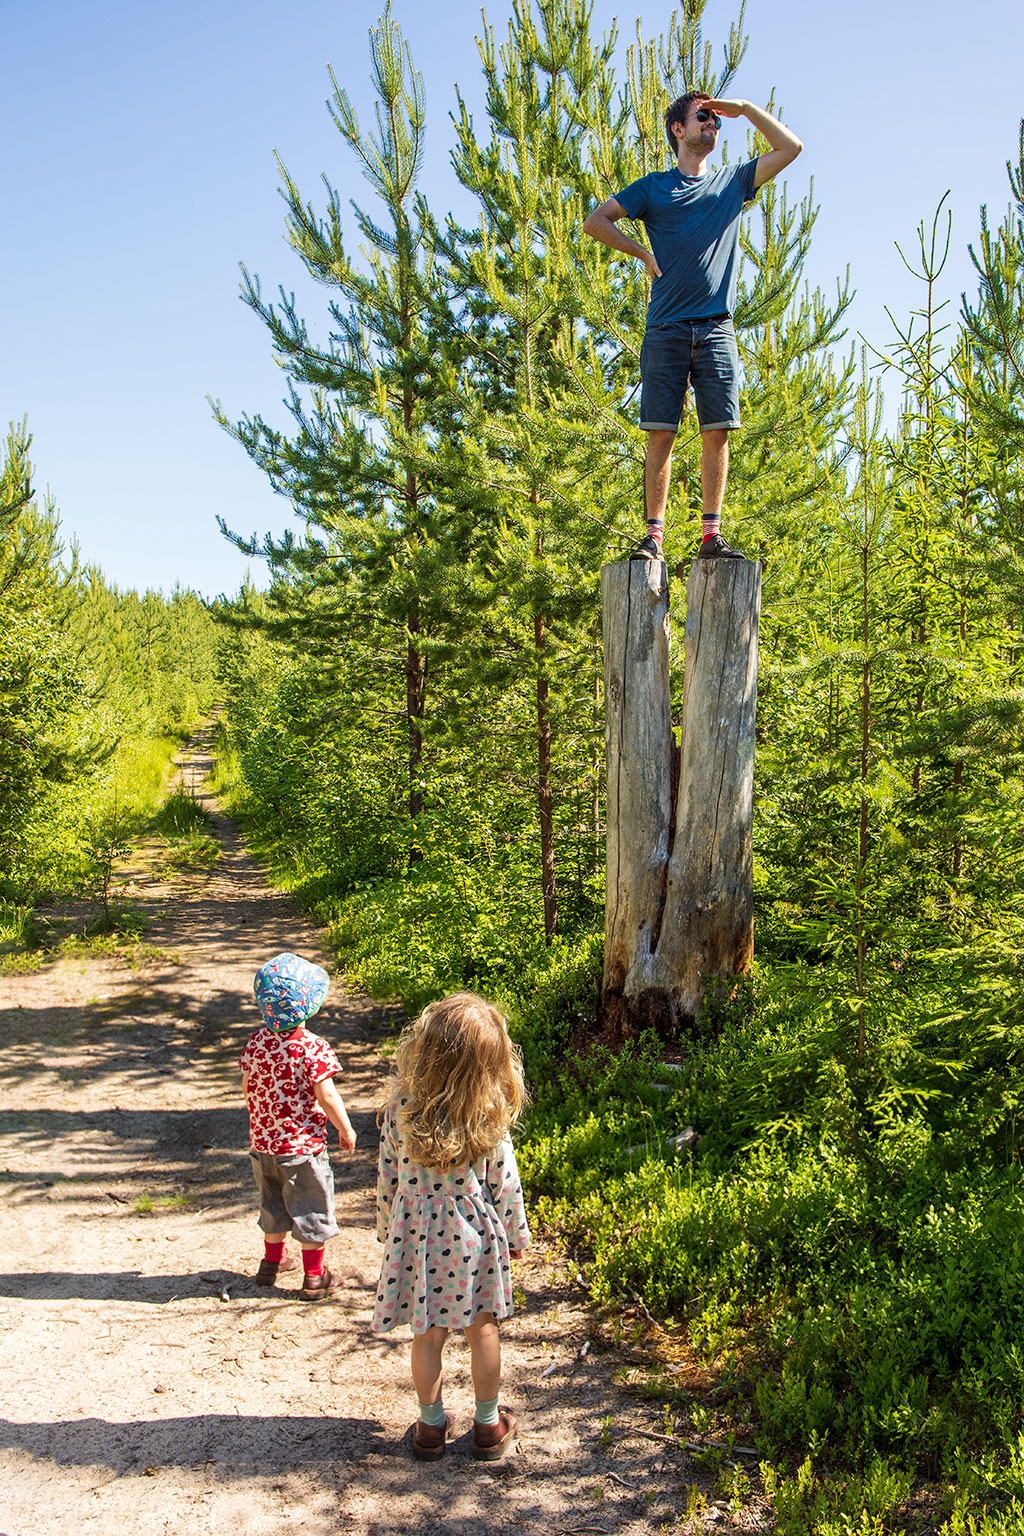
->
[254,1255,299,1286]
[299,1265,342,1301]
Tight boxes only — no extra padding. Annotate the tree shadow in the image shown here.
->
[0,1265,378,1304]
[0,1103,379,1209]
[0,1413,393,1475]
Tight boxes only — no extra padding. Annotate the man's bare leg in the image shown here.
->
[698,427,744,558]
[634,429,676,558]
[700,429,729,531]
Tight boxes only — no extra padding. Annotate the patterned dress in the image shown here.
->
[373,1101,531,1335]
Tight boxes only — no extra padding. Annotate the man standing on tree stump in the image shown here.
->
[583,93,802,561]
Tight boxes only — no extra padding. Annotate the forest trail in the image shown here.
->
[0,725,730,1536]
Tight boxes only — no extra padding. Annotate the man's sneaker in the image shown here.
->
[254,1254,299,1287]
[697,533,745,560]
[629,534,663,561]
[299,1265,342,1302]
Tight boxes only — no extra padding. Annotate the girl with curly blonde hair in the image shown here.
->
[372,992,531,1462]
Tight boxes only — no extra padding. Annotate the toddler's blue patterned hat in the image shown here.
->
[253,952,330,1031]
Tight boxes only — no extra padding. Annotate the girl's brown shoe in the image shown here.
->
[472,1408,518,1461]
[411,1412,455,1461]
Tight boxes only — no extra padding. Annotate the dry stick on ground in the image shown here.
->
[618,1428,761,1458]
[631,1290,658,1328]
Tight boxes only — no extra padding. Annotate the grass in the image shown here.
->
[64,933,180,968]
[152,781,211,838]
[113,733,192,831]
[0,907,160,975]
[0,901,39,951]
[151,782,220,871]
[133,1189,195,1214]
[205,736,241,806]
[159,831,220,871]
[1,771,218,973]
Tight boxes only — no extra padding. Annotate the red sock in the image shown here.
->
[302,1248,325,1277]
[264,1240,285,1264]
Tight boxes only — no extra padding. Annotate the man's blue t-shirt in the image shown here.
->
[616,159,759,326]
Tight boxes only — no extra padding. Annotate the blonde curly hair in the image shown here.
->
[389,992,527,1168]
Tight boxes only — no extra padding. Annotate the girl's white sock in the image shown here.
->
[418,1399,447,1427]
[474,1395,500,1426]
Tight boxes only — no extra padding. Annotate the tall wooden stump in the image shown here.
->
[601,558,674,1038]
[601,555,761,1035]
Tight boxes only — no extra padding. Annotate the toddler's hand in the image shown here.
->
[509,1248,523,1260]
[338,1124,357,1152]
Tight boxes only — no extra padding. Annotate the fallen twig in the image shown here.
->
[618,1428,760,1458]
[619,1428,681,1446]
[540,1338,590,1379]
[632,1290,658,1328]
[687,1440,760,1458]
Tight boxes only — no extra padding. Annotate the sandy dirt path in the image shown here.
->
[0,727,747,1536]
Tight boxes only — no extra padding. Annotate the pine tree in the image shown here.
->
[0,422,88,889]
[213,4,465,841]
[426,0,637,942]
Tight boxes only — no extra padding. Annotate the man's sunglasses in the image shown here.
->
[696,108,722,128]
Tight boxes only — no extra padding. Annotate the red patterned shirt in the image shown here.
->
[240,1026,341,1156]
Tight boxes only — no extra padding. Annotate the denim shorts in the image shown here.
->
[639,315,741,433]
[250,1148,339,1244]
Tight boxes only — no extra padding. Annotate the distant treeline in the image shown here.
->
[0,420,220,901]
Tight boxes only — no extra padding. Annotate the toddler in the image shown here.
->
[241,952,357,1300]
[374,992,531,1461]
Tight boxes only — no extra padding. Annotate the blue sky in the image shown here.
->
[2,0,1021,598]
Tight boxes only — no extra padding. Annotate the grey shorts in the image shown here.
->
[639,315,741,433]
[250,1148,339,1244]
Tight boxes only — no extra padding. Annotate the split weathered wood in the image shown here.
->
[601,558,674,1035]
[601,555,762,1035]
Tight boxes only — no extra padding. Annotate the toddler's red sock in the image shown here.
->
[302,1247,325,1277]
[264,1240,286,1265]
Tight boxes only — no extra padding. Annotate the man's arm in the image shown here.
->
[582,197,662,278]
[704,99,803,190]
[314,1074,357,1152]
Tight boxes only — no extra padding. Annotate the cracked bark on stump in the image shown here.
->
[601,556,761,1037]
